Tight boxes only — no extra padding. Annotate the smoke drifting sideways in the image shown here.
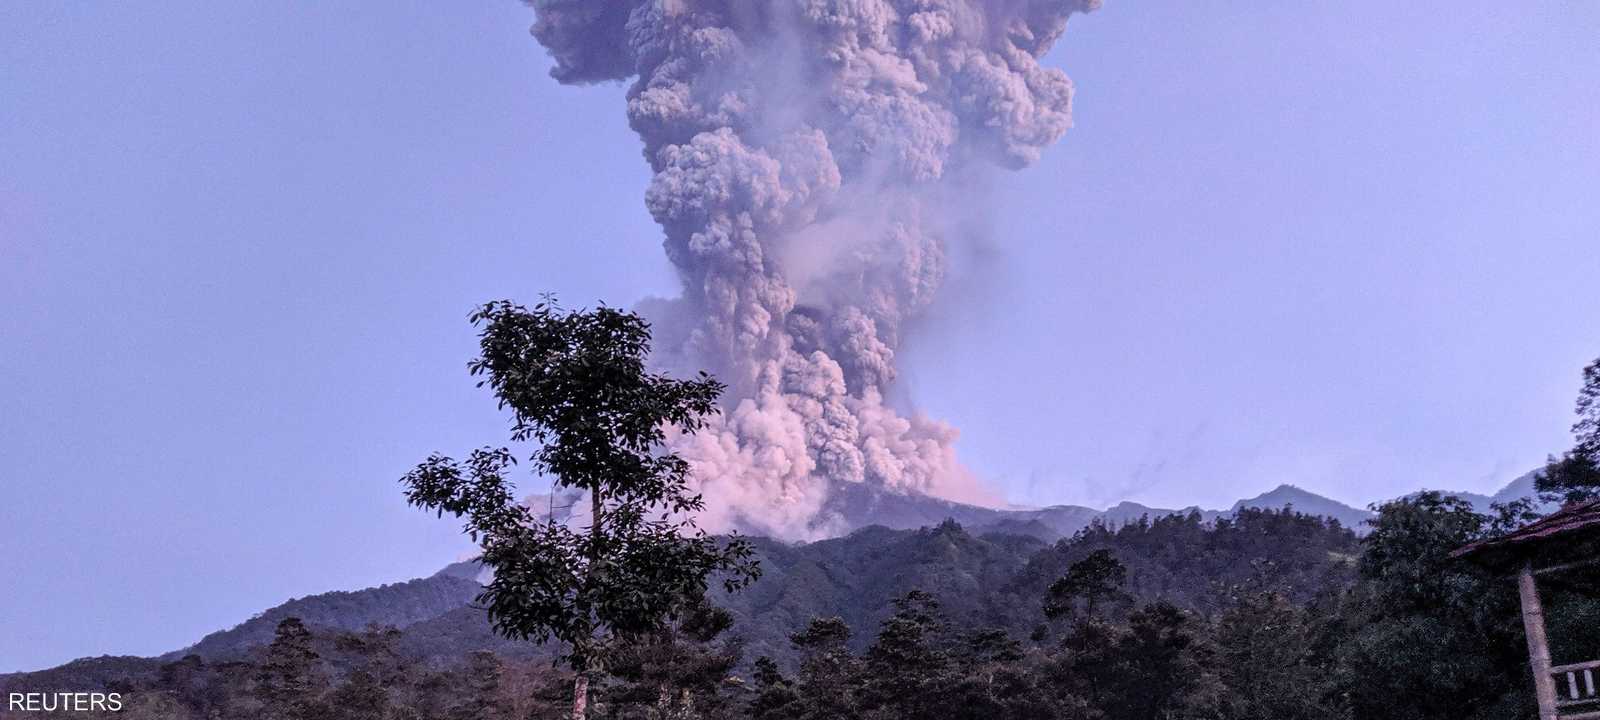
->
[528,0,1100,540]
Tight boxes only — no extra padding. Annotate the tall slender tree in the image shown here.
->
[1537,355,1600,504]
[401,299,759,719]
[256,618,325,720]
[1044,549,1131,625]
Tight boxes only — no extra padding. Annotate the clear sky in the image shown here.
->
[1,2,1596,673]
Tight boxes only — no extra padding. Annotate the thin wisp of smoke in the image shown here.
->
[529,0,1099,539]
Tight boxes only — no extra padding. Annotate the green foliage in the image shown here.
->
[600,592,743,720]
[748,656,802,720]
[1109,602,1223,719]
[399,299,759,674]
[858,591,952,719]
[1216,591,1338,720]
[752,597,1081,720]
[944,630,1078,720]
[1578,356,1600,455]
[256,618,326,720]
[1041,555,1221,720]
[449,651,511,720]
[724,521,1045,664]
[1335,492,1531,720]
[1355,493,1488,611]
[1044,549,1131,625]
[326,670,392,720]
[1537,355,1600,504]
[1537,451,1600,505]
[784,617,861,720]
[1017,507,1360,621]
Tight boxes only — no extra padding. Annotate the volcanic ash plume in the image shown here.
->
[529,0,1099,539]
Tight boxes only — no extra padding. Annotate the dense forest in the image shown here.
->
[7,496,1596,719]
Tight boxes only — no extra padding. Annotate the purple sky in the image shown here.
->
[2,2,1598,673]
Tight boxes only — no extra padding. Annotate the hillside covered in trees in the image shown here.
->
[6,497,1591,719]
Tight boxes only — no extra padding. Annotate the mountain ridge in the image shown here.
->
[812,478,1380,543]
[1,473,1543,679]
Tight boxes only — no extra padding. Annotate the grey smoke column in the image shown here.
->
[529,0,1100,539]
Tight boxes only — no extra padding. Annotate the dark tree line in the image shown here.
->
[79,490,1599,720]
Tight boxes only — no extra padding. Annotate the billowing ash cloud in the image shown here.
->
[528,0,1099,539]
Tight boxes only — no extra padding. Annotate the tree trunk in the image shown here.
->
[571,672,589,720]
[569,489,603,720]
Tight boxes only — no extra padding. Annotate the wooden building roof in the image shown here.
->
[1453,498,1600,570]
